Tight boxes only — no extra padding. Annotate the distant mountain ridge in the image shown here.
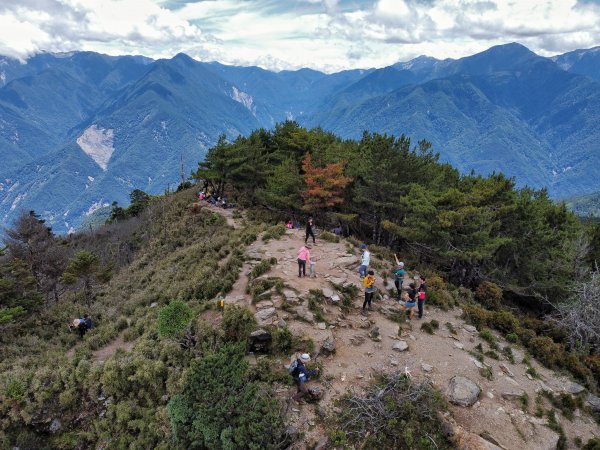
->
[0,43,599,233]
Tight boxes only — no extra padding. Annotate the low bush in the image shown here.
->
[479,329,499,350]
[249,258,277,281]
[334,372,452,449]
[168,343,284,450]
[262,224,286,242]
[528,336,563,367]
[271,327,293,354]
[157,300,193,339]
[491,310,520,333]
[221,305,256,343]
[475,281,503,310]
[506,332,518,343]
[320,231,340,243]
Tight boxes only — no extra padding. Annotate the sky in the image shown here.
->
[0,0,599,72]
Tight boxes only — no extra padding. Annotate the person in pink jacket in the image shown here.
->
[297,244,311,277]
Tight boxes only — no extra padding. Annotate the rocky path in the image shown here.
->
[211,209,599,450]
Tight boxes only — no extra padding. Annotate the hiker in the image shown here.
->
[393,254,406,298]
[198,191,205,201]
[417,275,427,319]
[70,314,92,338]
[332,225,342,236]
[309,254,317,278]
[297,244,311,277]
[400,291,416,320]
[286,219,294,229]
[305,217,315,244]
[362,270,376,312]
[358,243,370,278]
[289,353,319,402]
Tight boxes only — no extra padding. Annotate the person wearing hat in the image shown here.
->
[358,243,370,278]
[393,254,406,299]
[69,314,92,338]
[290,353,319,402]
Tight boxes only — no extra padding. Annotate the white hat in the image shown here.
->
[72,318,80,327]
[300,353,311,362]
[399,262,404,268]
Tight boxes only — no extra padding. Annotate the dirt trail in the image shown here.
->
[213,211,598,449]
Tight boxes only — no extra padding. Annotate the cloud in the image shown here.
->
[0,0,598,70]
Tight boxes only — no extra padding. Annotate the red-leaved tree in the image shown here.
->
[301,153,352,211]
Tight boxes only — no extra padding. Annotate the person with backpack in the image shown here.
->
[289,353,319,402]
[358,244,370,278]
[297,244,311,277]
[392,254,406,298]
[305,217,316,244]
[417,275,427,319]
[70,314,92,338]
[362,270,376,313]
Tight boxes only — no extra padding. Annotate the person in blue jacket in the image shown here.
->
[290,353,319,402]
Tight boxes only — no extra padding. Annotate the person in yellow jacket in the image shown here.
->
[362,270,376,312]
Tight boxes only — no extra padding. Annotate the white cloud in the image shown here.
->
[0,0,598,71]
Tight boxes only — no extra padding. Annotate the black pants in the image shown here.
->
[78,324,89,338]
[418,299,424,318]
[363,291,373,309]
[305,228,315,243]
[394,279,403,296]
[298,259,306,276]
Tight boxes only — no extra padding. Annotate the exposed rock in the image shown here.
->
[369,326,380,339]
[317,322,327,330]
[565,382,585,395]
[277,318,287,328]
[314,436,329,450]
[308,386,324,400]
[321,336,336,355]
[331,255,359,269]
[149,302,158,308]
[329,276,347,285]
[255,307,277,325]
[447,376,481,407]
[501,390,525,400]
[349,335,366,346]
[322,287,334,298]
[499,363,514,378]
[285,425,299,440]
[390,359,399,366]
[294,305,315,323]
[470,357,485,369]
[257,287,275,299]
[537,380,554,393]
[421,363,433,373]
[440,415,504,450]
[392,341,409,352]
[255,300,274,310]
[463,325,477,333]
[49,419,61,433]
[454,342,465,350]
[248,329,272,353]
[330,294,341,302]
[586,393,600,412]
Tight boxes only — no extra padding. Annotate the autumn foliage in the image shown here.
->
[301,153,352,211]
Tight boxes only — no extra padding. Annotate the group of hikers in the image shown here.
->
[198,190,232,208]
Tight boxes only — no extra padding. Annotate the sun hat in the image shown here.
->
[300,353,311,362]
[72,318,80,327]
[399,262,404,268]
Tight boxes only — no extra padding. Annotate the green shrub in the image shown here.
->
[516,327,536,345]
[528,336,563,367]
[583,438,600,449]
[445,322,457,334]
[157,300,193,338]
[222,305,256,343]
[271,327,293,354]
[462,304,492,329]
[475,281,503,310]
[249,258,277,280]
[479,329,499,350]
[320,231,340,243]
[168,343,284,450]
[506,333,518,343]
[262,224,286,242]
[491,310,520,333]
[421,322,435,334]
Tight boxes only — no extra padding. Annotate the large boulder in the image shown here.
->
[586,393,600,412]
[294,305,315,323]
[447,376,481,407]
[392,341,409,352]
[321,336,336,355]
[255,307,277,325]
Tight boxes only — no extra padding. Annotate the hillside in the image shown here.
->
[1,43,600,232]
[2,124,600,448]
[565,192,600,218]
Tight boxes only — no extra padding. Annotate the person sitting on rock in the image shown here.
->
[290,353,319,402]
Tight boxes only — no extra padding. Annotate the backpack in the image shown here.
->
[288,359,301,377]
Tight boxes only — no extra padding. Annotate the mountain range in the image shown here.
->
[1,43,599,233]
